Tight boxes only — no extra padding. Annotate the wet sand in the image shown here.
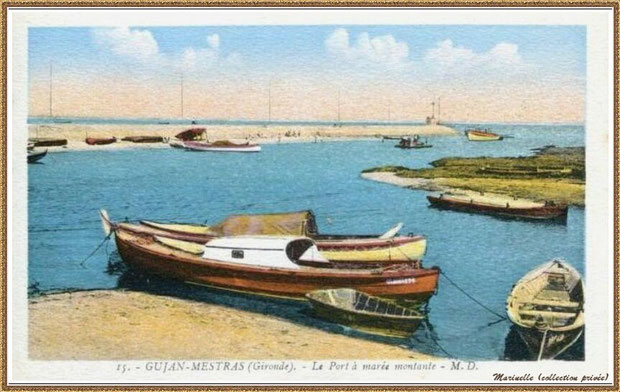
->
[29,290,436,360]
[28,123,458,152]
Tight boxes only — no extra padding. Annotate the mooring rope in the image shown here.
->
[439,270,507,322]
[422,320,454,358]
[78,233,111,268]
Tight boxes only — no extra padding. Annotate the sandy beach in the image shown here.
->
[29,290,436,360]
[28,123,458,151]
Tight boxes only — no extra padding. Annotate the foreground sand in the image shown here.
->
[29,290,435,360]
[28,123,458,151]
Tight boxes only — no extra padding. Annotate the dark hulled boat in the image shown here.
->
[427,193,568,221]
[28,137,67,147]
[175,128,206,141]
[27,149,47,163]
[306,288,426,337]
[121,136,164,143]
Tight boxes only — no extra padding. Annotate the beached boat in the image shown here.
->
[506,259,584,360]
[119,210,427,265]
[106,222,440,302]
[184,140,261,153]
[306,288,426,337]
[395,136,432,149]
[85,137,117,146]
[121,136,164,143]
[28,137,67,147]
[175,128,206,141]
[465,129,503,141]
[427,193,567,221]
[27,149,47,163]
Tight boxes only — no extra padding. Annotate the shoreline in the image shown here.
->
[29,289,437,360]
[28,123,458,152]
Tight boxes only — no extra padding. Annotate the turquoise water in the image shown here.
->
[28,123,584,360]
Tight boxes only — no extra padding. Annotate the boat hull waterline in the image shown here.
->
[114,229,440,302]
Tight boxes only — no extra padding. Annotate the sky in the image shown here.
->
[28,25,586,123]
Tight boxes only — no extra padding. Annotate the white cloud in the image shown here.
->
[424,39,523,71]
[93,27,159,62]
[325,28,409,67]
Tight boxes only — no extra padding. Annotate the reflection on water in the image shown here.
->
[502,325,584,361]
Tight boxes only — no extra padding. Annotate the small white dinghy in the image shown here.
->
[506,259,584,360]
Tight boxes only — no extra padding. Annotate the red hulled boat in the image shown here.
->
[85,137,117,145]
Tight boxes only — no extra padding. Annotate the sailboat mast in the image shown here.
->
[337,89,341,123]
[49,63,53,117]
[180,74,184,119]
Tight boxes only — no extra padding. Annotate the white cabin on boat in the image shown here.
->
[202,236,329,269]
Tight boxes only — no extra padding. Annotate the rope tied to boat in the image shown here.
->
[439,270,507,323]
[78,233,112,268]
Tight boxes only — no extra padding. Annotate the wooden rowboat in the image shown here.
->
[184,140,261,153]
[175,128,206,141]
[427,193,567,221]
[465,129,503,141]
[28,137,67,147]
[506,259,584,360]
[27,149,47,163]
[129,211,427,265]
[306,288,426,337]
[108,225,440,303]
[121,136,164,143]
[395,137,432,149]
[85,137,117,145]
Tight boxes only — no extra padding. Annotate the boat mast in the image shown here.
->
[268,79,272,123]
[337,89,341,124]
[437,97,441,123]
[180,73,184,119]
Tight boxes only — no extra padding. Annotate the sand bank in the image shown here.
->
[29,290,435,360]
[28,123,458,151]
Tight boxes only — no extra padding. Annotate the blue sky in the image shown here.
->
[28,25,587,122]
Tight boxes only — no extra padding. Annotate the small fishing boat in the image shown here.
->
[395,136,432,149]
[27,149,47,163]
[168,140,186,149]
[306,288,426,337]
[506,259,584,360]
[175,128,206,141]
[427,192,568,221]
[121,136,164,143]
[121,210,427,264]
[85,137,117,146]
[465,129,503,141]
[101,213,440,302]
[28,137,67,147]
[184,140,261,153]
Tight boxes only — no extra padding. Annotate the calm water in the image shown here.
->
[28,123,585,360]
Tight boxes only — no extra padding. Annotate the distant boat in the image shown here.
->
[121,136,164,143]
[184,140,261,153]
[28,138,67,147]
[395,136,432,149]
[506,259,584,360]
[306,288,426,337]
[85,137,117,146]
[175,128,206,141]
[27,149,47,163]
[427,192,568,221]
[101,212,440,303]
[465,129,503,141]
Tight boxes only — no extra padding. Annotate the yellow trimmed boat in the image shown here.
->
[465,129,503,141]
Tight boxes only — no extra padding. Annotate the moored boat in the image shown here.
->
[184,140,261,153]
[109,225,440,303]
[395,136,432,149]
[121,136,164,143]
[85,137,117,146]
[427,193,567,221]
[27,149,47,163]
[175,128,206,141]
[306,288,426,337]
[133,210,427,264]
[28,137,67,147]
[506,259,584,360]
[465,129,503,141]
